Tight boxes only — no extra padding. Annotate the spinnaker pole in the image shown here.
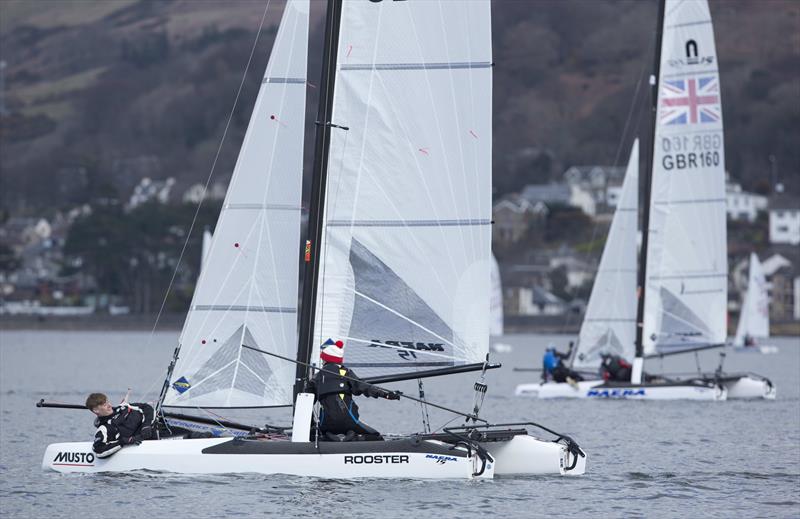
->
[295,0,344,400]
[633,0,665,384]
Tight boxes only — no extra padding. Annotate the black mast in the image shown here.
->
[294,0,343,400]
[635,0,666,360]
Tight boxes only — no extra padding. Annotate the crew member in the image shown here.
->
[86,391,155,458]
[600,353,633,382]
[308,339,399,441]
[542,342,584,386]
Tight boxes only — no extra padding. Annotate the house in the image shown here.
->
[770,264,798,321]
[726,180,767,222]
[519,182,597,217]
[769,195,800,245]
[182,182,228,204]
[505,286,565,316]
[563,165,626,215]
[128,177,176,209]
[492,197,548,245]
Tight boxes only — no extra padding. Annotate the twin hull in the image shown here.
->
[516,380,727,400]
[43,435,585,479]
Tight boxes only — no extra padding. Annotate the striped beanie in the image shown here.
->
[320,339,344,364]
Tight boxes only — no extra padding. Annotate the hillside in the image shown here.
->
[0,0,798,213]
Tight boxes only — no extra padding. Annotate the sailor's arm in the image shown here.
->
[92,425,123,458]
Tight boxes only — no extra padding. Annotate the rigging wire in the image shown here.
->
[140,0,274,404]
[417,379,431,435]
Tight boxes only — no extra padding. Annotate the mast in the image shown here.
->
[294,0,343,399]
[632,0,665,383]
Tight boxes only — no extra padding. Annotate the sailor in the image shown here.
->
[600,353,633,382]
[85,391,155,458]
[308,339,399,441]
[541,342,583,386]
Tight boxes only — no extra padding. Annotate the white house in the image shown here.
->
[726,181,767,222]
[769,195,800,245]
[128,177,176,209]
[507,286,565,316]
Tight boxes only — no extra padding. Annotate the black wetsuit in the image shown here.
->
[92,403,155,458]
[308,363,394,440]
[601,355,633,382]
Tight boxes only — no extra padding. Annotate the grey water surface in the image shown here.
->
[1,330,798,518]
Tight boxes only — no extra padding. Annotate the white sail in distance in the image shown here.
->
[201,228,213,269]
[163,0,309,408]
[311,0,493,377]
[642,0,727,356]
[734,253,769,346]
[490,254,504,336]
[574,140,639,369]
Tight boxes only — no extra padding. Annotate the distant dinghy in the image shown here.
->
[731,253,779,354]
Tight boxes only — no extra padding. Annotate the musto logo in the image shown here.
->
[587,388,646,398]
[344,455,409,464]
[426,454,457,465]
[53,452,95,466]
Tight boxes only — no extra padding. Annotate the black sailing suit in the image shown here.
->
[92,403,155,458]
[307,362,395,440]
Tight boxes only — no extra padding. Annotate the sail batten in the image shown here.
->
[163,0,309,409]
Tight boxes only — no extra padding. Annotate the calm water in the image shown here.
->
[1,330,798,518]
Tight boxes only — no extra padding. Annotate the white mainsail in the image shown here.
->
[573,140,639,369]
[642,0,727,356]
[311,0,493,377]
[734,253,769,346]
[163,0,309,408]
[490,254,504,336]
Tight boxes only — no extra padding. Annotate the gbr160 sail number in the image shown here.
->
[661,133,721,171]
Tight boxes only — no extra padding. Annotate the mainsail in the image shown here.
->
[490,254,504,336]
[310,0,493,377]
[573,140,639,369]
[733,253,769,345]
[163,0,309,408]
[642,0,727,356]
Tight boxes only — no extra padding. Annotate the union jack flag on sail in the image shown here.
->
[659,75,721,126]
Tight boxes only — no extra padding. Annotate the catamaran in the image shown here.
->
[516,0,775,401]
[41,0,586,478]
[731,253,778,354]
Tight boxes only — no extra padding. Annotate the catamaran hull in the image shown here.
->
[515,380,726,400]
[43,437,493,479]
[481,434,586,476]
[721,375,776,400]
[732,345,779,355]
[514,380,603,399]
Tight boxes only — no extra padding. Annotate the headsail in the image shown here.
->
[310,0,493,377]
[163,0,309,408]
[573,140,639,369]
[733,253,769,345]
[490,254,504,336]
[642,0,727,356]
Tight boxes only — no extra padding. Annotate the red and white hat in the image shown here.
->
[320,340,344,364]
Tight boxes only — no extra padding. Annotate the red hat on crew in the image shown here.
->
[320,339,344,364]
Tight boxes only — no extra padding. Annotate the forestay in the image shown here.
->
[734,253,769,346]
[163,0,309,408]
[311,0,493,377]
[573,140,639,369]
[642,0,727,356]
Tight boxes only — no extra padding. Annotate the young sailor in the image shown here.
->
[85,391,155,458]
[542,342,584,387]
[600,353,633,382]
[308,339,399,441]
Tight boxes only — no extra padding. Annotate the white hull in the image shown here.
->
[722,375,776,400]
[43,434,584,478]
[43,437,491,479]
[515,380,603,399]
[482,434,585,476]
[515,380,726,401]
[732,345,779,355]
